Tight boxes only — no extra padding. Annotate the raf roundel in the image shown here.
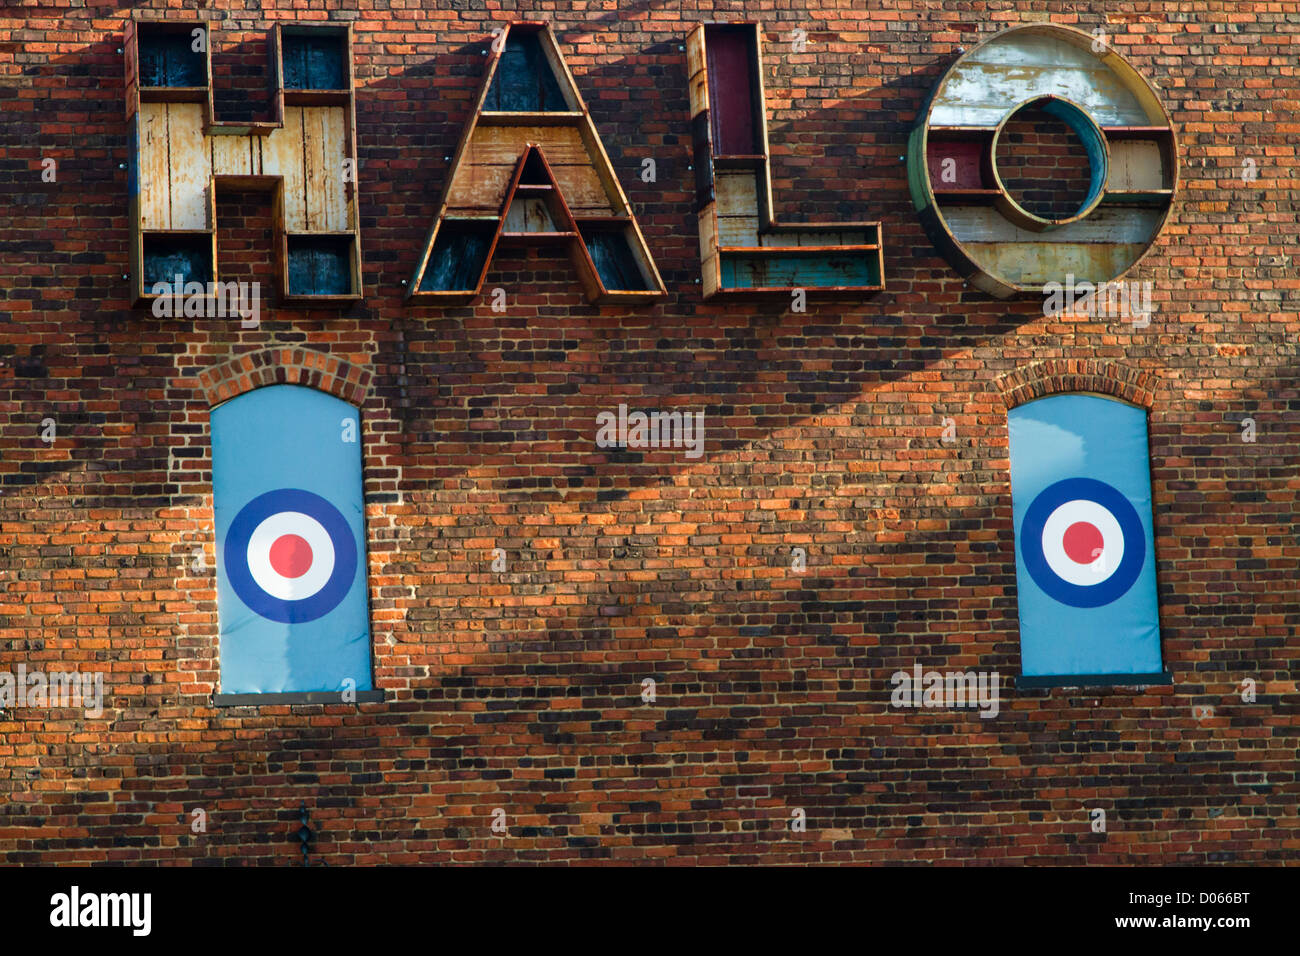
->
[1019,477,1146,609]
[224,488,358,624]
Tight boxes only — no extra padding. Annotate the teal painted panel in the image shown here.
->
[420,223,492,292]
[282,32,346,90]
[139,28,204,87]
[143,236,212,289]
[288,237,352,295]
[584,231,647,291]
[486,32,566,111]
[720,251,879,289]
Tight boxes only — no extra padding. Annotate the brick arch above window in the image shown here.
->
[995,359,1159,411]
[197,348,373,409]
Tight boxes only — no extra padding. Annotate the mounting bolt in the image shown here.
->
[116,48,123,54]
[400,279,408,286]
[678,45,684,51]
[957,46,965,53]
[443,156,450,161]
[118,163,126,169]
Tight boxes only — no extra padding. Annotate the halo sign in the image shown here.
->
[1019,477,1145,609]
[224,488,358,623]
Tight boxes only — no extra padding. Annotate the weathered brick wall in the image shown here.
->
[994,105,1097,220]
[0,0,1296,864]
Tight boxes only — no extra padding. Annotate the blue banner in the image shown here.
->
[1009,394,1162,677]
[212,385,372,694]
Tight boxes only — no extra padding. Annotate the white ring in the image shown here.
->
[1040,499,1123,586]
[246,511,335,601]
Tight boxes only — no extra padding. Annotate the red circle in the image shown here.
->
[268,534,313,578]
[1062,521,1104,564]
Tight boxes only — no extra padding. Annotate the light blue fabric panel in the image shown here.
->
[1009,394,1162,676]
[212,385,372,693]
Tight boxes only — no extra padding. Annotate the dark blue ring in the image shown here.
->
[224,488,357,623]
[1020,477,1145,608]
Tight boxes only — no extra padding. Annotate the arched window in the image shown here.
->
[210,384,374,699]
[1008,393,1165,685]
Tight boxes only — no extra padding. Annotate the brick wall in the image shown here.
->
[0,0,1296,864]
[994,105,1096,220]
